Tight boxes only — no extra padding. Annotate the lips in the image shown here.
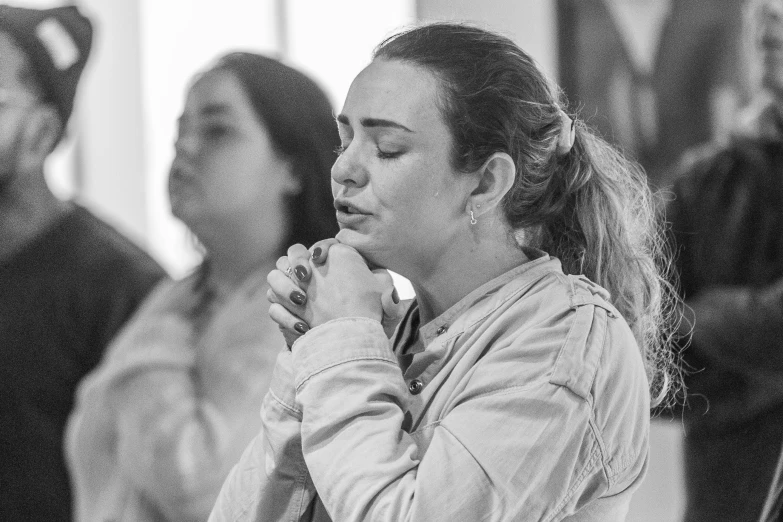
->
[169,159,195,183]
[334,198,369,215]
[760,33,783,51]
[333,198,370,225]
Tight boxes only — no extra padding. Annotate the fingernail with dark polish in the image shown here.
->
[312,247,322,261]
[294,322,309,334]
[294,265,308,281]
[392,288,400,304]
[290,291,306,305]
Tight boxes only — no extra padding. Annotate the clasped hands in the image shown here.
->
[267,239,404,348]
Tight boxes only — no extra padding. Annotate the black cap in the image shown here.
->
[0,4,92,126]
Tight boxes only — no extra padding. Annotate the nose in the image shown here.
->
[170,130,199,181]
[331,145,367,188]
[173,129,198,159]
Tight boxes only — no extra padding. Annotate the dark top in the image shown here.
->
[0,205,166,520]
[667,105,783,522]
[669,133,783,430]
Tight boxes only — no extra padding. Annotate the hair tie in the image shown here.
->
[556,109,575,156]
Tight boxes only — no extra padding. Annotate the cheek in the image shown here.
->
[378,161,452,220]
[207,150,269,203]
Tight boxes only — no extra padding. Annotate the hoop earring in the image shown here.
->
[469,209,477,225]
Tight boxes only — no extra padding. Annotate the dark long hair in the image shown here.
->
[375,23,680,407]
[211,52,339,252]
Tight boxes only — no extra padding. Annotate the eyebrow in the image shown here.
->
[176,103,236,127]
[336,114,413,133]
[200,103,235,117]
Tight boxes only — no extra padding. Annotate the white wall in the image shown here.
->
[417,0,558,80]
[285,0,416,113]
[77,0,149,248]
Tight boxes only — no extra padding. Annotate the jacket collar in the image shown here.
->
[400,253,562,348]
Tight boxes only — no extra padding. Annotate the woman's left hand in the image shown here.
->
[268,243,389,339]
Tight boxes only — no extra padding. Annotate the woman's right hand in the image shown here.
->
[268,240,405,343]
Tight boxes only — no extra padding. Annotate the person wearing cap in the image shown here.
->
[0,5,166,520]
[666,1,783,520]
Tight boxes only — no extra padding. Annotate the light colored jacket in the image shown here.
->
[210,256,651,521]
[66,270,281,522]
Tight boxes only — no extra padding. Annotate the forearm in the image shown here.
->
[294,318,498,522]
[294,319,418,521]
[291,316,634,522]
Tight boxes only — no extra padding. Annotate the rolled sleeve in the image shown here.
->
[292,317,397,390]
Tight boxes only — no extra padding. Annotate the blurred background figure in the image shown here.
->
[0,5,166,520]
[557,0,746,189]
[666,0,783,520]
[65,52,339,522]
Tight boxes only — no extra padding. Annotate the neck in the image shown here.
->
[198,225,279,291]
[0,168,71,261]
[408,225,528,325]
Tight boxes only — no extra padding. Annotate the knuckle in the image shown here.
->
[287,243,307,257]
[376,269,393,284]
[266,270,283,286]
[331,244,354,258]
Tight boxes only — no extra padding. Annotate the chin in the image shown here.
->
[335,227,367,251]
[335,228,389,270]
[169,199,191,224]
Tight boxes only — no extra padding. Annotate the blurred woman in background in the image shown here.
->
[65,52,338,522]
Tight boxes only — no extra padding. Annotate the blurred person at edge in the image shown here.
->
[0,5,166,521]
[210,23,682,522]
[666,0,783,521]
[65,53,339,521]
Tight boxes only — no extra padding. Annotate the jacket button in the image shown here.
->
[408,379,423,395]
[436,325,448,335]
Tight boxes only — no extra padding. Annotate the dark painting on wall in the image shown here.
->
[557,0,747,188]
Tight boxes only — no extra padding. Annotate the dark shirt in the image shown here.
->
[667,107,783,522]
[0,205,166,520]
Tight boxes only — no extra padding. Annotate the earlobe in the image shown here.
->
[22,106,61,160]
[467,152,516,218]
[281,158,303,195]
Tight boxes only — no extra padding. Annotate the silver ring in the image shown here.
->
[285,266,294,277]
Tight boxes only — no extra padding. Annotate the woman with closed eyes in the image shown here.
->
[212,23,680,522]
